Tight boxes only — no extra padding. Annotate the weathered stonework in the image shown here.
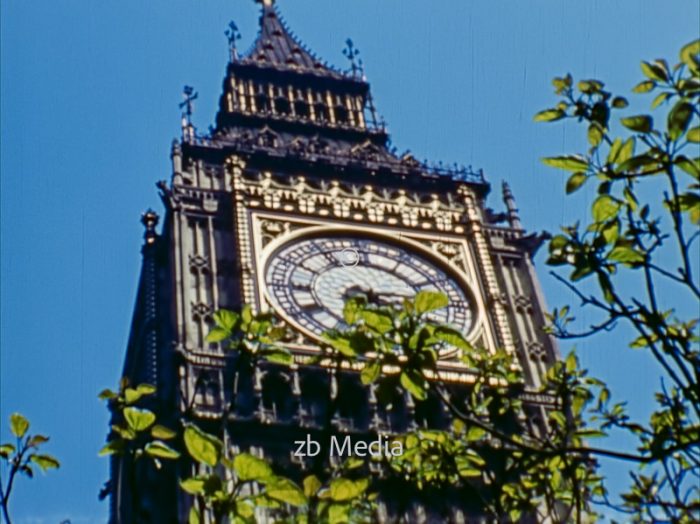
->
[114,2,558,522]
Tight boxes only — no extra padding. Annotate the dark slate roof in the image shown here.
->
[240,1,351,81]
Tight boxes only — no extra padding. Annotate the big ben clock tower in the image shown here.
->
[115,1,558,521]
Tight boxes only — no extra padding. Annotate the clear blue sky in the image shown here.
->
[1,1,698,522]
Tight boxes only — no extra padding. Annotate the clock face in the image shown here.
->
[264,235,474,342]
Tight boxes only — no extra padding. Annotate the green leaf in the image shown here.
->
[620,115,653,133]
[641,61,667,82]
[400,371,428,401]
[608,246,645,266]
[266,478,307,506]
[322,333,357,358]
[136,383,156,396]
[651,91,670,109]
[414,290,449,314]
[123,385,154,404]
[188,507,200,524]
[534,109,565,122]
[570,263,594,282]
[205,327,230,343]
[598,272,615,304]
[588,124,604,147]
[359,310,394,334]
[542,155,589,172]
[150,424,177,440]
[675,156,700,179]
[668,101,693,141]
[236,500,255,518]
[576,429,606,439]
[27,434,49,448]
[329,478,369,502]
[551,74,572,93]
[98,388,118,401]
[433,326,472,351]
[123,407,156,432]
[214,309,240,331]
[0,443,16,458]
[688,127,700,143]
[145,441,180,460]
[617,154,663,175]
[111,424,136,441]
[565,173,587,194]
[675,192,700,224]
[29,454,60,471]
[606,138,623,164]
[611,96,628,109]
[343,297,365,325]
[241,305,253,326]
[632,80,655,93]
[592,195,621,223]
[234,453,274,481]
[601,219,620,244]
[260,347,293,365]
[10,413,29,438]
[578,79,604,93]
[617,138,635,164]
[181,476,206,495]
[303,475,322,497]
[680,40,700,70]
[629,335,651,349]
[328,503,349,524]
[360,361,381,385]
[98,439,125,457]
[183,424,222,467]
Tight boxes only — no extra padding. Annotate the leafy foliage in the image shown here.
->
[538,39,700,521]
[99,378,179,468]
[206,305,292,365]
[94,41,699,524]
[321,292,610,521]
[1,413,59,524]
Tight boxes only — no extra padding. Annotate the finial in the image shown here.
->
[342,38,364,78]
[179,85,198,142]
[256,0,275,7]
[502,181,522,230]
[225,21,241,62]
[141,209,159,245]
[179,85,198,121]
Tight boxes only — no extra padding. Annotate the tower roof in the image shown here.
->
[240,0,351,81]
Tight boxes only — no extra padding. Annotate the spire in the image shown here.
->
[241,0,345,79]
[141,209,159,246]
[502,181,523,230]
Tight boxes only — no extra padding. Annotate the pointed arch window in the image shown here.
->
[273,86,291,116]
[261,372,295,423]
[333,95,349,124]
[294,89,310,118]
[255,84,271,113]
[313,92,329,123]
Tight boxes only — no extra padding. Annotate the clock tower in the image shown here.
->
[115,1,558,521]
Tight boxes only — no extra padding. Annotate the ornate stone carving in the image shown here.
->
[513,294,534,314]
[526,341,547,362]
[191,301,213,321]
[189,254,210,274]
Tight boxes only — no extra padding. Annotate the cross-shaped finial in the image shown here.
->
[179,85,198,123]
[342,38,364,78]
[225,21,241,61]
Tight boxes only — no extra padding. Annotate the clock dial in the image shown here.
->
[264,235,474,345]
